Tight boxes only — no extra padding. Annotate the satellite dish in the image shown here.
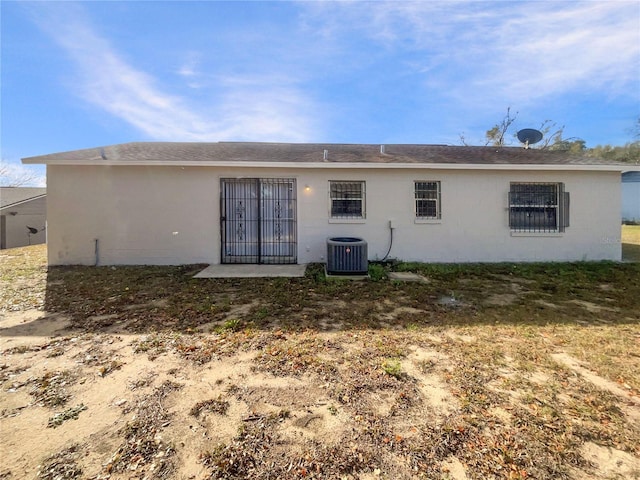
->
[517,129,543,149]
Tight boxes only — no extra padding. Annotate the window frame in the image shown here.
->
[508,182,569,233]
[414,181,442,220]
[329,180,366,219]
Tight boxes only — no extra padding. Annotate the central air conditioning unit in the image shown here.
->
[326,237,368,275]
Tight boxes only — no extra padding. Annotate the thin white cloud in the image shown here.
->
[177,52,200,78]
[216,86,317,142]
[27,3,319,142]
[483,2,640,101]
[305,1,640,106]
[177,52,205,89]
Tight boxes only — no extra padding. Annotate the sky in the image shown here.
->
[1,0,639,186]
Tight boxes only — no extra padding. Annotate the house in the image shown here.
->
[22,142,639,266]
[622,171,640,223]
[0,187,46,250]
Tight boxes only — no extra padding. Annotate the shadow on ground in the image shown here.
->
[3,260,632,338]
[623,242,640,262]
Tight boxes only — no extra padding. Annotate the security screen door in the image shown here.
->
[220,178,297,264]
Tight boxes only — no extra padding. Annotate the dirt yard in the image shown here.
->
[1,244,639,479]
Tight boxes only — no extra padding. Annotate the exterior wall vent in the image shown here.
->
[326,237,368,275]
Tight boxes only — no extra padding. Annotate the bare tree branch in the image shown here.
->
[484,107,518,146]
[0,162,43,187]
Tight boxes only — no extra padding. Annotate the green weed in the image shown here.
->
[382,358,403,378]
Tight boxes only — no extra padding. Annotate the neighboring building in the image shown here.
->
[22,142,639,266]
[622,171,640,223]
[0,187,47,249]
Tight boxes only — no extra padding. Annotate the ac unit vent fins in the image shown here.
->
[326,237,368,275]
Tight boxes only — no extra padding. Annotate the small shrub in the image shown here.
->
[305,263,326,282]
[368,263,386,281]
[382,358,403,378]
[218,318,241,332]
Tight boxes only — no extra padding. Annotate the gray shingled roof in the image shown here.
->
[0,187,46,209]
[23,141,625,166]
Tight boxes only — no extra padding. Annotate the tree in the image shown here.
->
[537,119,565,148]
[0,161,42,187]
[484,107,518,147]
[461,107,586,151]
[585,117,640,164]
[539,120,586,152]
[630,116,640,141]
[587,142,640,164]
[465,111,639,163]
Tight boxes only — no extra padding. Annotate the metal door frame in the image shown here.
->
[220,178,297,264]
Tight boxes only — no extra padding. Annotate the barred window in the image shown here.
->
[509,182,569,232]
[330,181,365,218]
[415,181,441,219]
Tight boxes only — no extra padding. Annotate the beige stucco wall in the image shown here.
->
[1,214,46,249]
[300,168,621,263]
[47,166,218,265]
[46,164,621,265]
[1,196,47,249]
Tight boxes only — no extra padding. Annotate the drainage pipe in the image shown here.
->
[381,222,394,261]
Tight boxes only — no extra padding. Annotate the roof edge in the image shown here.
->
[0,193,47,211]
[20,159,638,172]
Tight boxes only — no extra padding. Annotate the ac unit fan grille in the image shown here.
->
[326,237,368,275]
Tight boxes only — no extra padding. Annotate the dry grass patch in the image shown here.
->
[36,443,83,479]
[623,225,640,262]
[106,380,182,478]
[0,244,47,312]
[2,246,640,479]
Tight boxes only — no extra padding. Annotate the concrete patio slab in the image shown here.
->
[193,264,307,278]
[388,271,430,283]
